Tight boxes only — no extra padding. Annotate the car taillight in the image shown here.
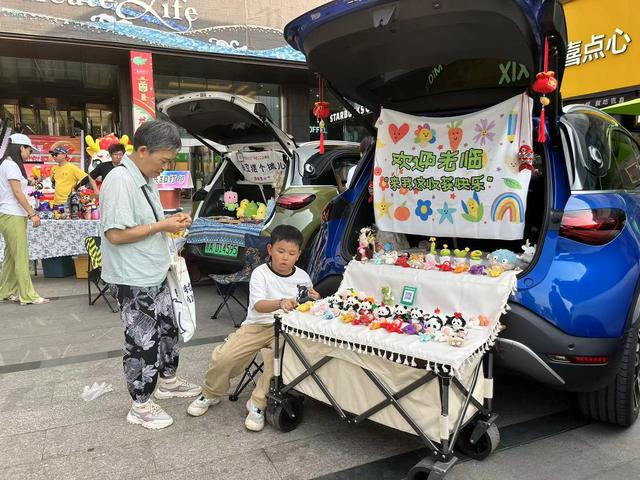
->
[276,194,316,211]
[559,208,625,246]
[549,354,609,365]
[321,203,333,222]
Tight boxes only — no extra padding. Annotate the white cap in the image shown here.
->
[9,133,40,151]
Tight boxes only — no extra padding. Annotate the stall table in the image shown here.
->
[0,219,100,274]
[268,261,517,480]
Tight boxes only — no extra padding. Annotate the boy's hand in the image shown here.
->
[309,288,321,300]
[280,298,298,312]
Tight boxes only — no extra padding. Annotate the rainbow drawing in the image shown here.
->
[507,109,518,143]
[491,192,524,223]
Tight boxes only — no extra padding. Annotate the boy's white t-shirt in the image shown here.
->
[0,159,28,216]
[243,263,312,326]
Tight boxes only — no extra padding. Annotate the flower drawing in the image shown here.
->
[415,199,433,221]
[473,119,496,146]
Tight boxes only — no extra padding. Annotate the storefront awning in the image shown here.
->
[602,98,640,115]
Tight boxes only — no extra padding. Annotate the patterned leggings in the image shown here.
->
[112,282,180,403]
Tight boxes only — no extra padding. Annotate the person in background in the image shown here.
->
[100,120,200,430]
[0,134,49,305]
[187,225,321,432]
[50,146,98,207]
[90,143,126,185]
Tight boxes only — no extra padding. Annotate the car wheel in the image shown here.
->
[577,321,640,427]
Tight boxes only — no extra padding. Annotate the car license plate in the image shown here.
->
[204,243,238,258]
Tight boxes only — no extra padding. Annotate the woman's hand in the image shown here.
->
[31,214,41,228]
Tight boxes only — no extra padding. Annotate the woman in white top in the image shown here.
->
[0,133,49,305]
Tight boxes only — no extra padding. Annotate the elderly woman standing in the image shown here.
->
[0,133,49,305]
[100,120,200,430]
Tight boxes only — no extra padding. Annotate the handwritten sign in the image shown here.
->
[228,150,286,184]
[373,93,533,240]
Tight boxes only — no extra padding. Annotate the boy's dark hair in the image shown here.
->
[270,225,304,249]
[108,143,126,155]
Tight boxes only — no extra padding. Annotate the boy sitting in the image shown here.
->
[187,225,320,431]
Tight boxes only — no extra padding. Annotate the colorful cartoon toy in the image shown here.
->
[429,237,438,256]
[488,249,519,271]
[344,296,361,312]
[254,202,267,221]
[424,309,444,332]
[518,144,536,172]
[356,226,376,262]
[469,264,487,275]
[487,264,505,277]
[395,252,410,268]
[437,260,454,272]
[439,244,451,262]
[469,250,483,265]
[454,263,470,273]
[374,303,393,322]
[394,304,409,321]
[296,301,314,313]
[453,247,470,264]
[381,286,394,305]
[224,190,239,212]
[519,239,536,265]
[446,312,467,331]
[341,311,358,323]
[408,252,425,269]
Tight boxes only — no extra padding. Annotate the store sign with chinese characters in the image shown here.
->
[562,0,639,99]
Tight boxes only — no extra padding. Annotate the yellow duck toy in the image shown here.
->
[236,199,250,219]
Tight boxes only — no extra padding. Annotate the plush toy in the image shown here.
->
[488,249,519,271]
[374,303,393,322]
[487,264,505,277]
[437,260,454,272]
[356,226,376,262]
[408,252,424,269]
[244,201,258,219]
[381,285,394,305]
[344,296,360,312]
[236,199,250,218]
[296,284,312,304]
[454,263,470,273]
[410,308,424,323]
[469,264,487,275]
[469,250,483,265]
[446,312,467,331]
[340,310,357,323]
[453,247,470,263]
[394,304,409,321]
[67,191,82,220]
[424,313,444,332]
[296,301,314,313]
[519,239,536,265]
[254,203,267,221]
[224,190,239,212]
[327,294,344,310]
[383,250,398,265]
[395,252,410,268]
[310,302,328,316]
[518,144,536,172]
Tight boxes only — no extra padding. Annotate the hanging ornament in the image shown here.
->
[532,36,558,143]
[313,77,331,154]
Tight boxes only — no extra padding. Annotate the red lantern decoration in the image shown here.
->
[532,37,558,143]
[313,78,331,154]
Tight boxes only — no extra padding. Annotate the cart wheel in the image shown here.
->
[266,395,304,432]
[456,423,500,460]
[406,457,435,480]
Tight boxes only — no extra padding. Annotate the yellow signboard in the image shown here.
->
[562,0,639,99]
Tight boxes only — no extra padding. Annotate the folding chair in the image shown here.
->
[209,234,270,328]
[229,352,265,401]
[85,236,118,313]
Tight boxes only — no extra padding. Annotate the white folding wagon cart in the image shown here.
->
[266,261,517,480]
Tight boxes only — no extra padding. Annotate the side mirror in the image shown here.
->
[192,188,208,202]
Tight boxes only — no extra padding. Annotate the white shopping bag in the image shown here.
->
[166,238,196,342]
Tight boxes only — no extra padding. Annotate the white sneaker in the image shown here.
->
[245,399,265,432]
[187,395,221,417]
[126,400,173,430]
[154,376,202,399]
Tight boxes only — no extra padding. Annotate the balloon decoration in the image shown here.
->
[313,77,331,155]
[532,37,558,143]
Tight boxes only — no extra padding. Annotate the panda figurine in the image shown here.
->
[409,308,424,323]
[374,304,393,321]
[394,304,410,321]
[327,294,344,310]
[344,296,361,312]
[423,314,444,332]
[446,312,467,331]
[359,299,373,314]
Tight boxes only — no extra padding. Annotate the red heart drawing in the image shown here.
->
[388,123,410,144]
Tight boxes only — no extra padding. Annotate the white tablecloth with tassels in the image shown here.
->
[282,261,517,377]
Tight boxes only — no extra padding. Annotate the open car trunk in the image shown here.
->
[286,0,566,271]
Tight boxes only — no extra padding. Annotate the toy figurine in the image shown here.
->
[469,249,483,265]
[410,307,424,323]
[383,319,403,334]
[341,311,357,323]
[224,190,239,212]
[408,252,424,269]
[518,144,536,173]
[394,304,409,321]
[446,312,467,331]
[359,299,374,314]
[254,202,267,221]
[67,191,81,220]
[374,303,393,322]
[402,323,419,335]
[488,249,519,271]
[381,285,394,305]
[454,263,470,273]
[244,201,258,219]
[469,264,487,275]
[296,284,312,303]
[519,239,536,265]
[429,237,437,256]
[487,264,505,277]
[423,256,439,270]
[310,302,328,316]
[437,260,454,272]
[356,226,377,262]
[453,247,470,264]
[439,244,451,263]
[236,199,249,218]
[327,294,344,310]
[395,252,410,268]
[344,296,361,312]
[448,331,466,347]
[478,315,490,327]
[296,301,314,313]
[357,311,375,326]
[323,308,340,320]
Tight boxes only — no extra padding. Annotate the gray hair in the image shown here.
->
[133,120,182,152]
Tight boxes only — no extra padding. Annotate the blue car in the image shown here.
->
[285,0,640,426]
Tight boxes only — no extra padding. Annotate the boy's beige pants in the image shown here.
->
[202,323,274,410]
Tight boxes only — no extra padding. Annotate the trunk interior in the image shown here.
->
[343,146,547,266]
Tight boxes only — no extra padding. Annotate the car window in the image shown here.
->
[563,110,617,191]
[603,131,640,190]
[290,146,359,187]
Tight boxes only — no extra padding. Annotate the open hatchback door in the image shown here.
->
[284,0,567,115]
